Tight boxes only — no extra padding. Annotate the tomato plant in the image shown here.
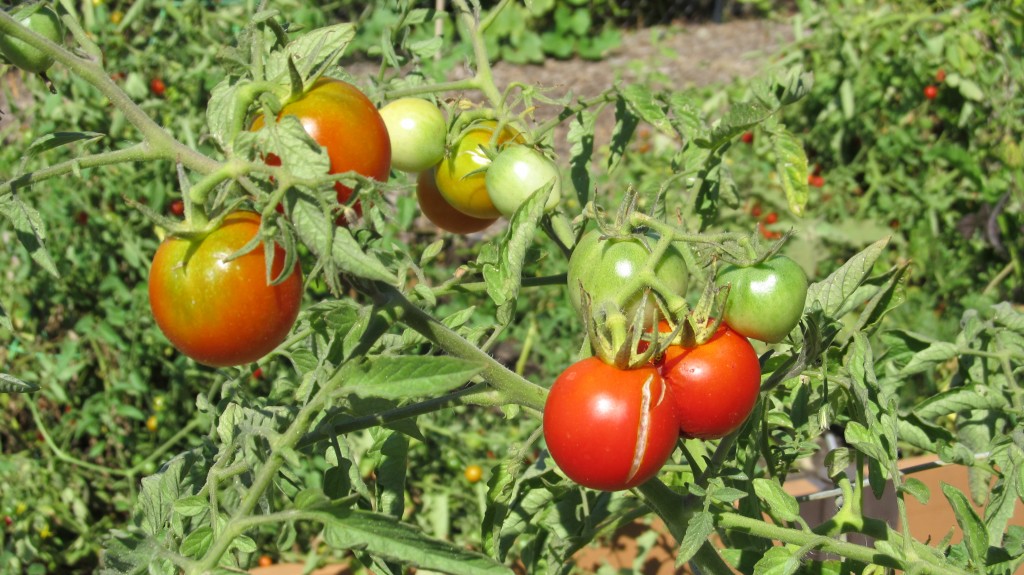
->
[660,325,761,439]
[716,255,808,343]
[416,168,497,234]
[0,4,62,74]
[251,78,391,222]
[484,145,561,217]
[435,121,521,219]
[148,211,303,367]
[543,357,679,491]
[567,230,689,322]
[379,98,447,173]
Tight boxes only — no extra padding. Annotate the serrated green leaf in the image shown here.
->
[900,477,930,504]
[770,128,809,216]
[338,356,484,400]
[294,488,330,510]
[805,238,889,318]
[0,193,59,278]
[0,373,38,393]
[753,478,800,522]
[900,341,960,376]
[676,511,715,566]
[378,432,408,518]
[172,495,208,518]
[913,385,1009,421]
[321,508,511,575]
[753,546,800,575]
[25,131,104,157]
[231,534,258,553]
[941,483,988,569]
[845,422,888,462]
[266,23,356,84]
[206,79,248,151]
[180,526,214,558]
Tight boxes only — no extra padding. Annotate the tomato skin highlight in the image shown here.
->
[716,255,809,343]
[435,121,522,219]
[416,168,497,234]
[148,211,303,367]
[251,78,391,222]
[661,325,761,439]
[543,358,679,491]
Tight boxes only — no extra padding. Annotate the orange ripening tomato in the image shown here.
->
[251,78,391,223]
[148,212,303,367]
[416,168,497,234]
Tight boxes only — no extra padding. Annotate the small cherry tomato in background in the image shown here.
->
[435,121,522,219]
[935,69,946,83]
[808,174,825,188]
[150,78,166,97]
[741,131,754,144]
[464,464,483,483]
[758,221,781,240]
[485,145,561,218]
[716,255,809,343]
[258,555,273,568]
[763,212,778,225]
[0,5,63,74]
[750,204,763,218]
[661,325,761,439]
[416,168,497,234]
[543,357,679,491]
[145,415,158,432]
[251,367,264,380]
[923,85,938,100]
[148,211,303,367]
[169,199,184,217]
[379,98,447,173]
[251,78,391,225]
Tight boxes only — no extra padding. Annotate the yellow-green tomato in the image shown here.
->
[485,145,561,218]
[0,5,63,74]
[435,121,522,219]
[379,98,447,173]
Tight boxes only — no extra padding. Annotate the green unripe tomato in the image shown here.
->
[716,255,809,343]
[485,145,561,218]
[567,230,688,323]
[0,5,63,74]
[379,98,447,173]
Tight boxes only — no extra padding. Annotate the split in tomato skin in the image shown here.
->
[543,357,679,491]
[660,325,761,440]
[251,78,391,223]
[148,211,303,367]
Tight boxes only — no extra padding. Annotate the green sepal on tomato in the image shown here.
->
[715,255,808,343]
[148,211,303,367]
[543,357,679,491]
[251,78,391,223]
[0,4,63,74]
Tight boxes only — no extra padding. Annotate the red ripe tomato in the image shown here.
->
[148,211,303,367]
[935,69,946,83]
[169,199,185,217]
[416,168,497,234]
[543,357,679,491]
[251,78,391,223]
[923,85,938,100]
[741,131,754,144]
[435,121,522,219]
[661,325,761,439]
[750,204,763,218]
[150,78,166,97]
[763,212,779,224]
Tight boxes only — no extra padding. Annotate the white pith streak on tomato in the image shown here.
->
[627,373,658,483]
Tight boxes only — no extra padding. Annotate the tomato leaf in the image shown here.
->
[941,483,989,569]
[321,508,512,575]
[752,478,800,523]
[0,373,37,393]
[804,237,889,318]
[676,511,715,567]
[900,477,930,504]
[769,127,809,216]
[567,109,596,207]
[608,94,640,172]
[377,431,409,518]
[0,192,59,278]
[911,384,1009,420]
[179,525,214,558]
[292,198,398,284]
[266,23,356,86]
[753,545,801,575]
[338,356,484,401]
[23,131,104,158]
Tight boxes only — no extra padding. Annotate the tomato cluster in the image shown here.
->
[545,245,809,491]
[378,100,562,234]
